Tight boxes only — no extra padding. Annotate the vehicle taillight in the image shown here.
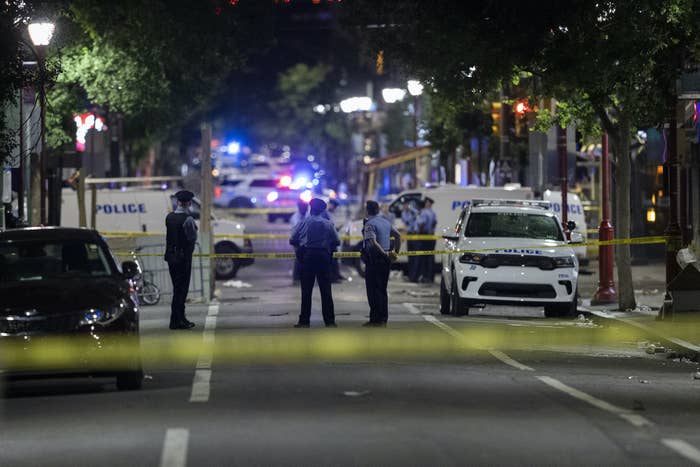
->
[279,175,292,188]
[299,190,313,203]
[215,187,222,198]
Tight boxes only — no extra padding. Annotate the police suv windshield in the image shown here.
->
[0,239,115,282]
[465,212,564,241]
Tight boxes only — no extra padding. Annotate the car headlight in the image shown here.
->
[80,299,129,326]
[459,253,484,264]
[553,256,576,268]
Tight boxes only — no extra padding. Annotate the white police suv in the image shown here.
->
[440,199,581,318]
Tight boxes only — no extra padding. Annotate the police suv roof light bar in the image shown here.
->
[471,199,551,210]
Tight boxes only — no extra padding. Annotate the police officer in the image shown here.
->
[416,196,438,283]
[164,190,198,330]
[362,200,401,327]
[290,198,340,328]
[403,199,421,282]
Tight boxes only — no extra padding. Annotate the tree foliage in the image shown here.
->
[257,63,350,161]
[46,0,273,158]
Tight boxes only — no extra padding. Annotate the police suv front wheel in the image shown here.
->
[544,290,578,318]
[440,277,451,315]
[450,273,469,316]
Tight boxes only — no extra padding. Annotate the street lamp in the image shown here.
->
[28,20,54,225]
[407,80,423,147]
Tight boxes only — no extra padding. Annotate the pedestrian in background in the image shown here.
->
[290,200,308,285]
[164,190,198,330]
[404,199,421,282]
[416,196,437,283]
[361,200,401,327]
[290,198,340,328]
[380,202,395,226]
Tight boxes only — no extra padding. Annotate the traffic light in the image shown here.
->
[490,102,501,136]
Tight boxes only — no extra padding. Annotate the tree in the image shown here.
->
[351,0,700,311]
[255,63,350,174]
[0,1,36,164]
[45,0,273,166]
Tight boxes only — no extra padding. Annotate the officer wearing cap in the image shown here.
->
[164,190,198,330]
[290,198,340,327]
[361,200,401,326]
[290,200,309,285]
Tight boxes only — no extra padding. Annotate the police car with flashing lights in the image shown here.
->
[440,199,581,318]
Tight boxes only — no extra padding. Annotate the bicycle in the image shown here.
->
[131,248,161,306]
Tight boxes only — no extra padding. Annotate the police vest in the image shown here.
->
[165,212,195,257]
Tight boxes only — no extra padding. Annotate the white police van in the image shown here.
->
[341,184,533,276]
[60,188,253,279]
[543,190,587,262]
[440,199,581,318]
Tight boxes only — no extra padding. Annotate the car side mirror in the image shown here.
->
[122,261,139,279]
[442,227,459,241]
[566,220,577,231]
[569,232,584,244]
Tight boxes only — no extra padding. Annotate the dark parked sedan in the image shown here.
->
[0,227,143,390]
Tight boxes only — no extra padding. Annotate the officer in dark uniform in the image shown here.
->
[290,198,340,328]
[164,190,198,330]
[362,200,401,326]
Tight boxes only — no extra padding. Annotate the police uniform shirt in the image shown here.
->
[174,206,198,243]
[401,207,418,233]
[290,214,340,253]
[417,208,437,234]
[290,211,308,229]
[424,207,437,234]
[364,215,391,251]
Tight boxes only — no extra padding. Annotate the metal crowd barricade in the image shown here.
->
[135,236,205,301]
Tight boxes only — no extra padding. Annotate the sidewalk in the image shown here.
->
[578,260,699,359]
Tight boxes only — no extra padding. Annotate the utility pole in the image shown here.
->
[592,133,617,304]
[557,125,570,239]
[200,123,214,303]
[664,99,683,298]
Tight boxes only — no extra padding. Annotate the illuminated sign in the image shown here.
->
[74,112,107,152]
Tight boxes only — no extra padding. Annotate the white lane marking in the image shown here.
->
[403,303,534,371]
[662,439,700,465]
[537,376,653,428]
[488,349,534,371]
[189,369,212,403]
[160,428,189,467]
[189,305,219,402]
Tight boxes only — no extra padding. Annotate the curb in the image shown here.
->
[581,308,700,360]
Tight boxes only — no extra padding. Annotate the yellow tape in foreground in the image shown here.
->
[3,324,690,371]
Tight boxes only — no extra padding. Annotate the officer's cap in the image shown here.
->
[175,190,195,202]
[309,198,327,212]
[424,196,434,204]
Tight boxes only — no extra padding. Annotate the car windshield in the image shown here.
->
[465,212,564,241]
[0,239,115,282]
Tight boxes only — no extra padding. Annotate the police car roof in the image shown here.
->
[0,227,103,242]
[470,204,556,216]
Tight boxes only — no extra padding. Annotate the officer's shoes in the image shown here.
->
[294,323,310,328]
[169,321,195,330]
[325,323,337,328]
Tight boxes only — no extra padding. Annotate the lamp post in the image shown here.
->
[407,80,423,147]
[592,133,617,304]
[28,21,54,226]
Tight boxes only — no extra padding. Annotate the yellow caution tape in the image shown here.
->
[4,324,696,370]
[113,236,670,260]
